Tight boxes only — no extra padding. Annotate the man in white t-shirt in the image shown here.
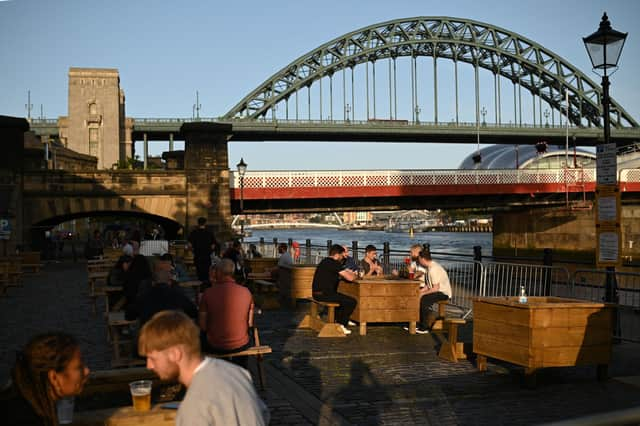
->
[415,250,452,334]
[138,310,269,426]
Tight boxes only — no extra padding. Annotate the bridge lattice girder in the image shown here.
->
[224,16,638,128]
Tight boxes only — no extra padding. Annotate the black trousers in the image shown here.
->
[419,292,449,328]
[314,292,357,326]
[194,257,211,285]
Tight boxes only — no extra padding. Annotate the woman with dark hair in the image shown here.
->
[1,332,89,425]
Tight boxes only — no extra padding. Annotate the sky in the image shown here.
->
[1,0,639,171]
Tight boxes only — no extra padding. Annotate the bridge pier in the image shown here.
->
[181,122,234,241]
[0,116,29,255]
[493,205,640,263]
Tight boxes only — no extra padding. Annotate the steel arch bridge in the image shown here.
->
[224,16,638,129]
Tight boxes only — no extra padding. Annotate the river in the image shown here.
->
[244,228,492,257]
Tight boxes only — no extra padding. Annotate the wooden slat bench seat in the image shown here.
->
[437,318,467,362]
[205,328,271,390]
[298,298,346,338]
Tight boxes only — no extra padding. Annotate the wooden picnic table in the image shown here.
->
[338,276,421,335]
[73,404,176,426]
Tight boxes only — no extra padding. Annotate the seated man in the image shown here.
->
[408,243,427,286]
[341,245,360,273]
[199,259,254,369]
[138,311,270,426]
[134,269,198,326]
[416,250,452,334]
[277,243,293,267]
[311,244,358,335]
[359,245,384,277]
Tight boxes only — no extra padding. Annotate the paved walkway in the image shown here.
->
[1,261,639,425]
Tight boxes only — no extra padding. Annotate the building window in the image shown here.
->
[89,103,97,115]
[89,127,99,156]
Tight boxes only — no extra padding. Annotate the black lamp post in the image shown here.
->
[583,12,627,304]
[236,158,247,241]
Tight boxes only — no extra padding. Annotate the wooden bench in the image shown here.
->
[205,327,271,390]
[430,300,449,331]
[107,312,144,368]
[437,318,467,362]
[21,251,41,273]
[253,279,280,310]
[298,298,346,338]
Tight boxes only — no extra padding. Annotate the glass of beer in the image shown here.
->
[129,380,152,412]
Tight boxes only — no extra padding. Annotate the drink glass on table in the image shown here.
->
[129,380,152,412]
[56,396,75,424]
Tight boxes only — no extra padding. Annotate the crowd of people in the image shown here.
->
[2,215,452,425]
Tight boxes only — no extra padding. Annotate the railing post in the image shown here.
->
[272,238,278,258]
[543,248,552,295]
[473,245,482,294]
[305,239,312,264]
[259,237,265,256]
[352,240,359,262]
[383,242,390,271]
[327,240,332,256]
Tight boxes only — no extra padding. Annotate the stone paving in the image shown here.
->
[1,261,640,425]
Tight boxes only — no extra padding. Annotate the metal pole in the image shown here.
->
[329,74,333,121]
[393,57,398,119]
[602,71,617,305]
[565,88,569,167]
[411,55,416,122]
[433,54,438,124]
[454,58,459,125]
[365,61,370,119]
[343,67,347,121]
[474,59,480,129]
[239,175,244,243]
[372,60,376,119]
[518,77,522,126]
[319,76,323,121]
[307,85,311,121]
[351,66,355,121]
[497,71,501,125]
[388,58,393,119]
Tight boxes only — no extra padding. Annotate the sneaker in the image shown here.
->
[339,324,352,335]
[415,327,430,335]
[348,320,356,326]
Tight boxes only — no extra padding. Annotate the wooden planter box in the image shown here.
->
[278,264,316,307]
[338,277,420,335]
[473,296,614,383]
[246,257,278,274]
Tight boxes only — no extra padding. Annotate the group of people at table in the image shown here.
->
[1,216,450,425]
[310,243,452,336]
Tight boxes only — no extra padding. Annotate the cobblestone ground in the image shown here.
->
[2,261,639,425]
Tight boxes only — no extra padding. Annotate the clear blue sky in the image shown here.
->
[1,0,638,170]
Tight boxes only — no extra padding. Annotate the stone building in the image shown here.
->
[58,68,133,169]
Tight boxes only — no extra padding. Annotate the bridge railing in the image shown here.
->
[231,168,605,188]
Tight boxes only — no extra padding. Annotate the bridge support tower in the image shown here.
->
[181,122,234,241]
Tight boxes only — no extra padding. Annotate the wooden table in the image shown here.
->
[338,276,421,335]
[74,404,176,426]
[473,296,614,384]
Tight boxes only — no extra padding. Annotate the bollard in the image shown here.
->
[259,237,265,255]
[383,242,390,271]
[352,240,359,262]
[327,240,332,256]
[305,239,312,264]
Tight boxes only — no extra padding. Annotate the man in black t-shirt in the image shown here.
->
[312,244,357,334]
[188,217,217,285]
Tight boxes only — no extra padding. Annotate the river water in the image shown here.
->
[245,228,492,258]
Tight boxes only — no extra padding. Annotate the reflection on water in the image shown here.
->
[245,228,492,257]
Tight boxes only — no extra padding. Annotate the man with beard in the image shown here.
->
[138,310,269,426]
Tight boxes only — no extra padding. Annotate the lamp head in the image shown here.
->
[236,158,247,177]
[583,12,627,71]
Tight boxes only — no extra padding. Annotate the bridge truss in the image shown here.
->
[225,16,638,129]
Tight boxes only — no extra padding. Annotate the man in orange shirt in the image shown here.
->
[199,259,254,369]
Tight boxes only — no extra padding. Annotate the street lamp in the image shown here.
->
[583,12,627,304]
[481,106,487,127]
[345,103,351,122]
[236,158,247,241]
[414,105,421,124]
[544,109,550,127]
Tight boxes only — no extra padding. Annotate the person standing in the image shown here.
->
[188,217,216,286]
[416,250,452,334]
[1,332,90,425]
[139,310,269,426]
[311,244,357,335]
